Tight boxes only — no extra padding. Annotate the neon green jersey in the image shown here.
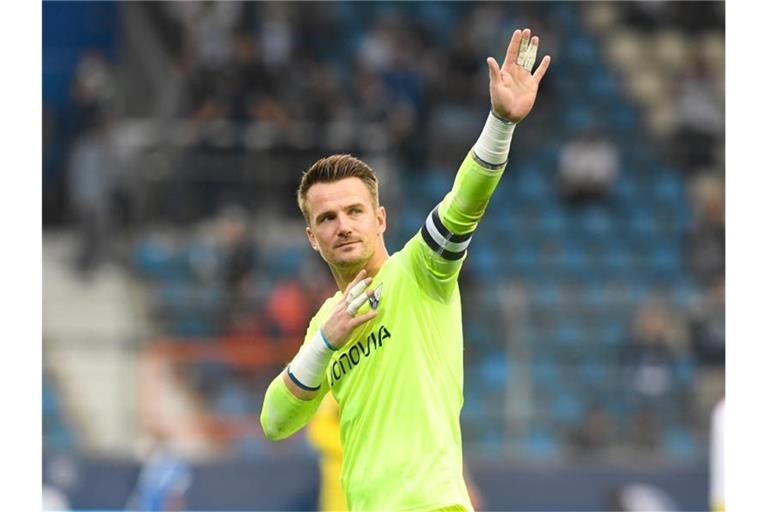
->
[262,149,505,511]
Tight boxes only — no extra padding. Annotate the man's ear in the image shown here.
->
[306,226,319,252]
[377,206,387,235]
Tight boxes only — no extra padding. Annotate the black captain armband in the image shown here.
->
[420,207,473,261]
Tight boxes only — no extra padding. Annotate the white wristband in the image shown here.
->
[473,111,516,167]
[287,329,336,391]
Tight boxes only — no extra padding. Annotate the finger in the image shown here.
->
[523,36,539,73]
[515,28,532,67]
[346,277,371,304]
[501,29,522,71]
[350,309,378,327]
[343,269,367,295]
[486,57,501,84]
[346,291,370,315]
[532,55,551,83]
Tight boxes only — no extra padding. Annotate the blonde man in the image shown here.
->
[262,28,550,511]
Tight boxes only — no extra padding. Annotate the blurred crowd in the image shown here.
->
[43,1,724,464]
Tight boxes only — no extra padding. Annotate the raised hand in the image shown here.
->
[486,28,551,123]
[322,269,378,348]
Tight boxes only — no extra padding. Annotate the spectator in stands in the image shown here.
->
[228,32,273,121]
[69,50,116,135]
[568,404,618,457]
[127,430,192,512]
[214,205,258,332]
[67,113,119,276]
[174,1,241,73]
[257,2,295,70]
[215,205,255,291]
[670,56,724,174]
[357,14,400,74]
[42,484,70,511]
[687,173,724,286]
[605,482,678,511]
[621,297,680,400]
[264,279,311,339]
[688,276,725,365]
[625,406,662,454]
[621,1,678,31]
[557,128,619,204]
[299,61,351,124]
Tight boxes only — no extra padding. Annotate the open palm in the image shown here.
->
[487,28,551,123]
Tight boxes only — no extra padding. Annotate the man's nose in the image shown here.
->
[336,214,352,236]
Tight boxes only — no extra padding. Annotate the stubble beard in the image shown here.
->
[330,240,372,272]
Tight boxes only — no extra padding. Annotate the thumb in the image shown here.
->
[487,57,501,84]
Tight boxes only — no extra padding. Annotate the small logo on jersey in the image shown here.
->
[368,283,383,309]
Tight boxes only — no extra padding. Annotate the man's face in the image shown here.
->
[304,177,386,270]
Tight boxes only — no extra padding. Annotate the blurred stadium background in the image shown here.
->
[42,1,724,510]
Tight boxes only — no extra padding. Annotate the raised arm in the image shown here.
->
[440,28,551,234]
[412,28,550,293]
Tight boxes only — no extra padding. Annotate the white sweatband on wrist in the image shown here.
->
[472,111,516,168]
[287,329,336,391]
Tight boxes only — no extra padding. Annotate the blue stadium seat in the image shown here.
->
[553,318,586,349]
[627,209,657,239]
[579,360,609,387]
[265,247,310,278]
[135,239,185,281]
[466,243,499,281]
[537,206,568,238]
[652,172,686,204]
[424,172,453,204]
[212,382,250,416]
[509,244,538,275]
[517,167,549,200]
[609,104,640,136]
[175,315,216,338]
[195,360,232,388]
[564,104,595,134]
[558,243,589,276]
[672,357,696,388]
[480,353,509,389]
[589,72,621,100]
[662,427,697,460]
[531,281,565,310]
[613,174,641,204]
[43,378,74,450]
[595,318,628,349]
[649,243,682,277]
[532,358,559,391]
[566,37,600,75]
[522,429,561,460]
[579,206,613,239]
[185,241,222,281]
[669,278,699,308]
[550,392,586,426]
[602,244,633,275]
[578,281,609,311]
[478,423,504,451]
[551,1,581,33]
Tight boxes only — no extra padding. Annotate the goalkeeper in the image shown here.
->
[261,28,550,511]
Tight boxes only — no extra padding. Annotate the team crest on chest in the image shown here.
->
[368,283,383,310]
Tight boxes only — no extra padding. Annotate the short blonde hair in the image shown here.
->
[297,154,379,224]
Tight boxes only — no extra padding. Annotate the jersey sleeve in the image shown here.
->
[260,310,331,441]
[400,149,506,301]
